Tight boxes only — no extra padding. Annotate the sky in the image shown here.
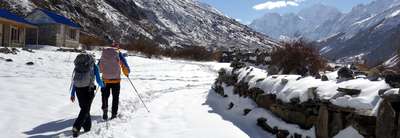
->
[198,0,374,25]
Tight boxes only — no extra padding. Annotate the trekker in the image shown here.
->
[70,53,104,137]
[99,42,130,120]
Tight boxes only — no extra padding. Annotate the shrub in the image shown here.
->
[125,36,221,61]
[123,36,161,58]
[270,40,327,76]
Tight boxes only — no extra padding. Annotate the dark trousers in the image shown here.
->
[101,83,120,116]
[73,87,95,131]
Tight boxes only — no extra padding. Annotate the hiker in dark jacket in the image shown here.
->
[70,53,104,137]
[99,42,130,120]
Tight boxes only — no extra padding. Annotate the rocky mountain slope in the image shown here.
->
[320,4,400,66]
[251,0,400,66]
[1,0,277,49]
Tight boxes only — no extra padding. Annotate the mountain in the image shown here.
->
[1,0,277,50]
[320,4,400,66]
[249,4,343,40]
[251,0,400,66]
[318,0,400,40]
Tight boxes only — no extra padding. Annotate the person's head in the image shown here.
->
[111,41,120,48]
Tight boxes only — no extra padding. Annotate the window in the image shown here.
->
[11,26,19,42]
[69,29,76,40]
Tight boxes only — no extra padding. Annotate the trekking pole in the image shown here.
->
[127,77,150,113]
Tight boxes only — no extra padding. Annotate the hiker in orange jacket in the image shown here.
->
[98,42,130,120]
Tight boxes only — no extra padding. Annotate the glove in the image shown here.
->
[70,96,75,103]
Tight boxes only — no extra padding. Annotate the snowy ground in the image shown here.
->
[0,48,267,138]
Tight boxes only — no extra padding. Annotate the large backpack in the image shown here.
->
[99,48,121,80]
[73,53,95,88]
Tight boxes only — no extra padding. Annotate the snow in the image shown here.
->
[389,9,400,18]
[97,0,124,26]
[211,83,315,138]
[0,47,258,138]
[383,55,399,68]
[10,0,34,11]
[230,66,390,115]
[352,15,374,25]
[333,126,363,138]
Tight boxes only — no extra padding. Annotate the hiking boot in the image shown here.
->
[102,110,108,120]
[83,129,91,133]
[72,127,79,137]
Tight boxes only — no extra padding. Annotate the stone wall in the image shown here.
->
[213,65,400,138]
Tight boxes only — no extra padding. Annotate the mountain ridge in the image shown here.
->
[1,0,278,50]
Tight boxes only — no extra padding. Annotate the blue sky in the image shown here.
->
[198,0,373,24]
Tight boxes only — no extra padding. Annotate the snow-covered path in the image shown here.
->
[78,57,249,138]
[0,49,255,138]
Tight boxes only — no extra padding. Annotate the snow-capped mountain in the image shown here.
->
[321,4,400,66]
[251,0,400,66]
[1,0,277,49]
[320,0,400,40]
[249,4,343,40]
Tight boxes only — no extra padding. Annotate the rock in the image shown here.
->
[287,110,308,129]
[214,85,224,96]
[5,59,13,62]
[56,48,85,53]
[378,89,400,102]
[268,65,280,75]
[257,118,275,134]
[307,87,318,100]
[281,78,289,85]
[290,97,300,104]
[352,115,376,138]
[249,87,264,101]
[315,74,322,79]
[316,104,329,138]
[385,73,400,88]
[223,94,228,98]
[230,60,246,69]
[337,88,361,96]
[338,67,354,79]
[256,78,264,82]
[294,133,302,138]
[0,47,17,54]
[11,48,19,53]
[22,48,34,53]
[276,129,290,138]
[26,62,34,65]
[376,100,398,138]
[328,112,344,137]
[256,94,276,109]
[321,75,329,81]
[296,77,303,81]
[228,102,234,110]
[243,108,252,116]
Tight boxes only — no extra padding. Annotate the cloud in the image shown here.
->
[253,0,305,10]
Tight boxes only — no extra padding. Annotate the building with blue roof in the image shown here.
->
[25,9,81,48]
[0,8,37,47]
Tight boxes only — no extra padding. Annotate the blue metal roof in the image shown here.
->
[0,8,36,26]
[39,9,81,28]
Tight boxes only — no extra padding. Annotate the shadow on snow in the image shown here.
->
[203,89,272,138]
[24,116,102,138]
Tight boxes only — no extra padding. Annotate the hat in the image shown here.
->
[112,41,120,48]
